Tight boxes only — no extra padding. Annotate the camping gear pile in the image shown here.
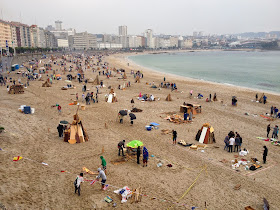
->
[178,140,192,147]
[195,123,215,144]
[114,186,133,203]
[64,113,89,144]
[145,122,159,131]
[8,85,24,94]
[164,114,189,124]
[256,137,280,146]
[18,105,35,114]
[131,107,143,112]
[137,94,155,101]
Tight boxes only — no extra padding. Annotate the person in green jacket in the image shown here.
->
[100,156,107,174]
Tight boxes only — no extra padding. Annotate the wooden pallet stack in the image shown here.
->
[64,114,89,144]
[8,85,24,94]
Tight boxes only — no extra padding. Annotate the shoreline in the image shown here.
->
[123,51,280,97]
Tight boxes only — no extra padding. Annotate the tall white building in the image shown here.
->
[118,26,127,36]
[55,20,63,31]
[119,26,128,48]
[30,25,46,48]
[145,29,154,48]
[128,36,143,48]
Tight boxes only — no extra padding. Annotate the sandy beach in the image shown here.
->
[0,51,280,210]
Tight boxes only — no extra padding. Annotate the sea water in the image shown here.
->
[128,51,280,94]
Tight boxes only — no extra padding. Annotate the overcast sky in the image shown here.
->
[1,0,279,35]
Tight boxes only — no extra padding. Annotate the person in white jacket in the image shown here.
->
[74,173,84,196]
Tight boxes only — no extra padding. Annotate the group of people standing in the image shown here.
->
[224,131,242,152]
[267,124,279,139]
[270,106,279,118]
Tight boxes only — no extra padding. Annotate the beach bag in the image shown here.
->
[74,177,78,186]
[249,165,256,171]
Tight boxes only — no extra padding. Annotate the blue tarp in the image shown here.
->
[150,122,159,126]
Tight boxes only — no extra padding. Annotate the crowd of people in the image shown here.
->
[224,131,243,153]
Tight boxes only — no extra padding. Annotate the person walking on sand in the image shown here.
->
[143,147,149,167]
[267,124,271,138]
[100,156,107,174]
[255,93,258,101]
[263,146,268,164]
[137,146,141,164]
[74,173,84,196]
[96,168,107,190]
[57,105,61,114]
[118,140,125,156]
[76,93,78,101]
[229,136,235,153]
[172,130,177,144]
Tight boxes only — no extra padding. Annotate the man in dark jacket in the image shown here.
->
[137,146,141,164]
[263,146,268,164]
[172,130,177,145]
[57,124,64,138]
[267,124,271,138]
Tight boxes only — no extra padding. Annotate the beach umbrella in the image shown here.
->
[126,140,143,148]
[60,120,69,124]
[56,74,61,77]
[129,113,136,120]
[119,110,127,116]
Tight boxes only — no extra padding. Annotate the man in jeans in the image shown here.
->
[228,137,235,153]
[96,168,107,190]
[74,173,84,196]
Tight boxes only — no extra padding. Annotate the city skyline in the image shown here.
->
[1,0,280,36]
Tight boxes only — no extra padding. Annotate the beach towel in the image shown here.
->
[13,156,23,161]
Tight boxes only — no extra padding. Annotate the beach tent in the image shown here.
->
[123,72,127,79]
[166,94,172,101]
[93,75,100,85]
[135,76,140,83]
[64,113,89,144]
[195,123,215,144]
[42,81,52,87]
